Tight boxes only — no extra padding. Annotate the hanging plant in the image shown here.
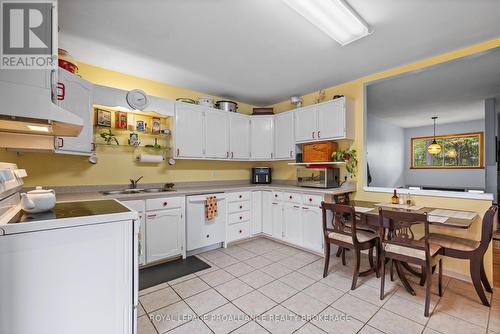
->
[332,149,358,178]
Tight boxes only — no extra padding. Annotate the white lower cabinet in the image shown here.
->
[283,203,302,245]
[301,205,323,253]
[226,191,252,243]
[271,200,284,240]
[251,190,324,254]
[146,208,184,263]
[251,191,263,234]
[262,191,273,235]
[145,197,186,263]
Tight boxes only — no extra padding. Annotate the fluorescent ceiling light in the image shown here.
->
[27,125,50,133]
[283,0,372,45]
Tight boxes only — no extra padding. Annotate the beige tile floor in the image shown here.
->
[138,237,499,334]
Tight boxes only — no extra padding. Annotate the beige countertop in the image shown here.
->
[55,182,357,202]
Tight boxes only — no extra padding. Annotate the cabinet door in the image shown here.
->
[302,206,323,253]
[295,105,317,142]
[262,191,273,235]
[229,114,250,159]
[145,208,183,263]
[55,69,93,155]
[251,191,262,235]
[283,204,302,246]
[250,116,274,160]
[271,201,283,240]
[205,109,229,158]
[175,103,204,158]
[317,99,345,140]
[274,111,295,159]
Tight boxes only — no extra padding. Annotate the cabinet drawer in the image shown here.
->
[227,221,250,242]
[146,197,184,211]
[228,211,251,225]
[227,191,251,202]
[283,192,301,204]
[228,200,251,213]
[302,194,323,207]
[271,191,283,201]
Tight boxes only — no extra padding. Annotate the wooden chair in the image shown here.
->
[428,204,498,306]
[378,208,443,317]
[322,202,380,290]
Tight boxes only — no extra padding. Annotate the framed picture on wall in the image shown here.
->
[136,120,146,132]
[96,109,111,127]
[152,117,161,134]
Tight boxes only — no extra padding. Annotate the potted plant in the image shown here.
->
[332,149,358,179]
[100,129,119,145]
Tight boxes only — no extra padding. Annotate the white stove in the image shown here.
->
[0,163,139,334]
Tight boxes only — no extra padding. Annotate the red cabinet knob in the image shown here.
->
[239,194,242,198]
[163,202,168,207]
[239,205,243,209]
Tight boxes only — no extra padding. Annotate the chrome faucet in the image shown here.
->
[130,176,143,189]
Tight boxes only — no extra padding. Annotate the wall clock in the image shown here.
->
[126,89,149,110]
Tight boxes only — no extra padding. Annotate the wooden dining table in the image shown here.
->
[346,200,479,295]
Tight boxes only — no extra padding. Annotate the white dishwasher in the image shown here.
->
[186,193,226,252]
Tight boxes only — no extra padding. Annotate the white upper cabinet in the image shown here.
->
[54,69,93,156]
[250,116,274,160]
[317,98,345,140]
[172,97,353,160]
[295,105,317,142]
[205,109,229,159]
[295,97,354,143]
[229,113,250,159]
[274,111,295,160]
[174,103,204,158]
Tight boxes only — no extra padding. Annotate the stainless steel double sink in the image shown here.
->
[101,188,176,195]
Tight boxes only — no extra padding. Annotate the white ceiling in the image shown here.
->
[367,48,500,128]
[59,0,500,106]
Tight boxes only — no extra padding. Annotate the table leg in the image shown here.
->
[395,261,416,296]
[401,262,422,278]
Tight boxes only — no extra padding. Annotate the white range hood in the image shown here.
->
[0,80,83,137]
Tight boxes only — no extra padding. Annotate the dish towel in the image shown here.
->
[205,196,218,221]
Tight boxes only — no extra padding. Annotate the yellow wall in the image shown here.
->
[269,38,500,280]
[0,63,261,186]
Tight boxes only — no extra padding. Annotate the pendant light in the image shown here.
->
[427,116,442,155]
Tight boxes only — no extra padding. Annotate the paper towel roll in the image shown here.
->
[138,154,163,163]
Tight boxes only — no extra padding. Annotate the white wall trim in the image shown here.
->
[363,186,494,201]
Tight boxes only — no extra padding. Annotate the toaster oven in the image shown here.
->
[252,167,271,184]
[296,167,340,188]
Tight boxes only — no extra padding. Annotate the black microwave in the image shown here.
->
[251,167,272,184]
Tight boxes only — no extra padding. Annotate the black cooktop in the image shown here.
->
[8,200,130,224]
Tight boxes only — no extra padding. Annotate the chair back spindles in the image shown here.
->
[378,208,431,262]
[322,202,360,244]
